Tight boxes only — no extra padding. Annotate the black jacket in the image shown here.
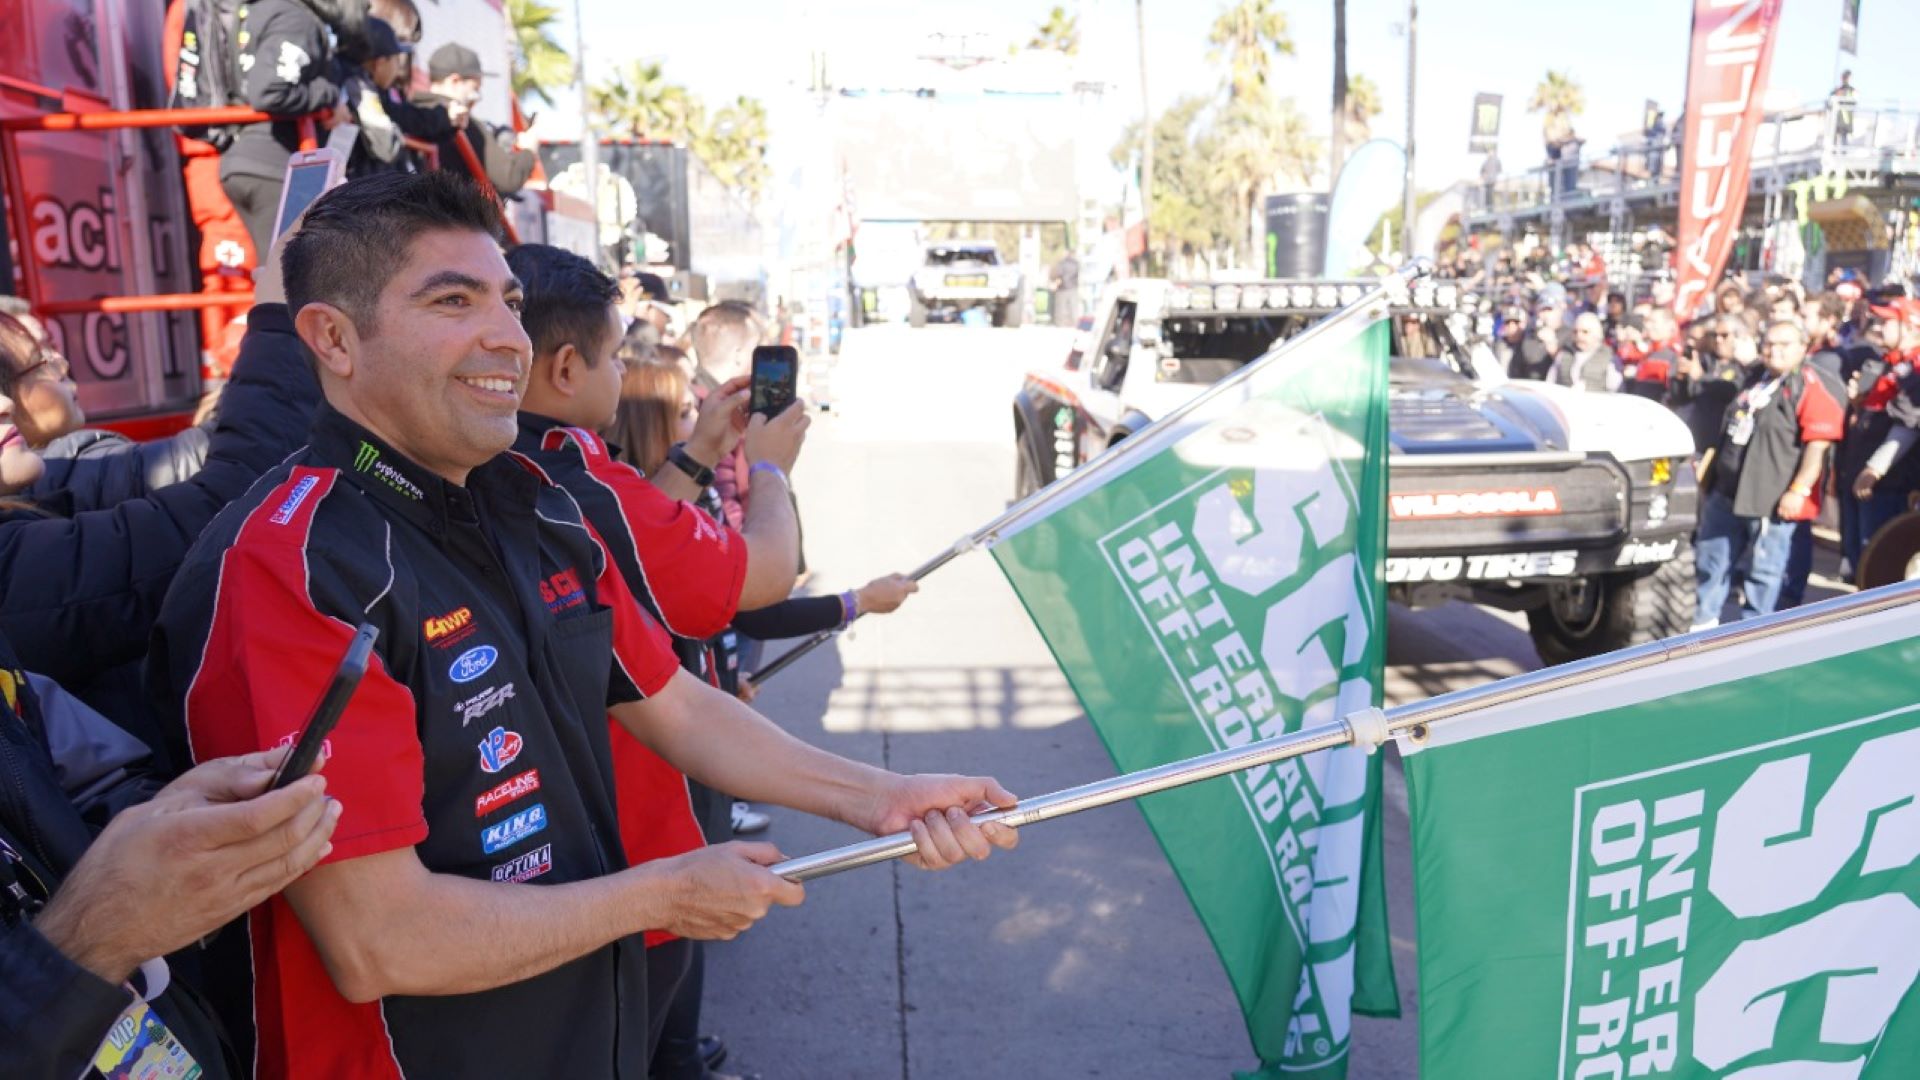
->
[26,426,212,515]
[0,641,234,1079]
[334,60,407,176]
[150,406,675,1078]
[0,306,320,722]
[411,90,536,196]
[1670,356,1757,455]
[222,0,368,181]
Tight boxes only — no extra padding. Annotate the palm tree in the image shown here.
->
[590,60,698,142]
[1207,0,1294,102]
[1529,70,1585,152]
[1342,73,1383,146]
[693,96,770,202]
[1029,5,1080,54]
[1114,96,1234,270]
[1330,0,1348,178]
[507,0,574,107]
[1207,90,1321,264]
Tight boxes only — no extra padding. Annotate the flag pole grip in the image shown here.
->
[772,578,1920,883]
[770,717,1359,882]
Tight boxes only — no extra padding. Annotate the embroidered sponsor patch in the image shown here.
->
[539,568,586,613]
[424,606,475,645]
[477,726,523,774]
[450,645,498,684]
[475,769,540,817]
[537,564,579,614]
[269,475,320,525]
[491,842,552,883]
[453,682,515,727]
[480,803,548,855]
[353,440,425,501]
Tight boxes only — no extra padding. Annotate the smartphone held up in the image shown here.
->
[750,346,800,418]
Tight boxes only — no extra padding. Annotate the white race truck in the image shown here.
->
[907,242,1025,327]
[1011,278,1701,663]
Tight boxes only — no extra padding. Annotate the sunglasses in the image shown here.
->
[14,347,69,383]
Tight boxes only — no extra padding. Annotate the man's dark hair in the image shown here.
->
[283,171,502,337]
[505,244,622,364]
[1810,292,1848,323]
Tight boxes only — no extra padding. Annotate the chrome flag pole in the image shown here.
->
[771,578,1920,882]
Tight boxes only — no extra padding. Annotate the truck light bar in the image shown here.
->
[1166,280,1463,314]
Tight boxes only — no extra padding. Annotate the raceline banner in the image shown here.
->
[1673,0,1785,320]
[991,304,1398,1078]
[1405,597,1920,1080]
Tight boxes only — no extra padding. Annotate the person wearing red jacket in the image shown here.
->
[163,0,256,378]
[1838,298,1920,576]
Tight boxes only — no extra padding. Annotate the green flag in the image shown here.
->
[1405,596,1920,1080]
[990,303,1399,1078]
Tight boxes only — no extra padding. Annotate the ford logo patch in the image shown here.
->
[450,645,499,684]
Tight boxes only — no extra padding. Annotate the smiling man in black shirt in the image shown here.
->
[150,173,1017,1079]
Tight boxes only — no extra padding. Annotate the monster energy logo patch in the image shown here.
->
[354,441,424,501]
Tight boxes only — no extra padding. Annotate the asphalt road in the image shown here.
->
[700,323,1849,1079]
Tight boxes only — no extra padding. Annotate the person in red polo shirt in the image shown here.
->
[1694,319,1845,628]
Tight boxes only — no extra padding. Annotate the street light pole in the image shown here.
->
[572,0,602,266]
[1401,0,1417,260]
[1137,0,1153,273]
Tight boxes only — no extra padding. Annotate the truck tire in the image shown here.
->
[1526,541,1697,665]
[998,298,1024,328]
[1015,444,1041,500]
[909,293,928,328]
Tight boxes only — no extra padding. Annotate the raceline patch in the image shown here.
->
[475,769,540,817]
[1389,488,1562,519]
[491,842,552,883]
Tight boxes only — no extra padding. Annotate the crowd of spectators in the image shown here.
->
[0,171,1005,1080]
[1450,239,1920,629]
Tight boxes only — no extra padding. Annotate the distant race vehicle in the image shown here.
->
[1010,278,1702,663]
[907,242,1025,327]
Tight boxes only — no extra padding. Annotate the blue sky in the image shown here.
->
[567,0,1918,191]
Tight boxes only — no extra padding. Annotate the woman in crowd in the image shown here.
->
[0,272,321,764]
[609,357,918,696]
[0,312,83,497]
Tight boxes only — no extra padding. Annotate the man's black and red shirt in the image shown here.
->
[149,404,680,1079]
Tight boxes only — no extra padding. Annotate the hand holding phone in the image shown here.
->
[272,147,348,243]
[270,623,379,790]
[749,345,799,418]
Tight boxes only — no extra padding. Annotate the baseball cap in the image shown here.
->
[428,43,489,81]
[1869,297,1920,326]
[361,19,410,59]
[635,272,679,305]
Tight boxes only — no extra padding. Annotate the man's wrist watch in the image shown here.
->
[666,443,715,488]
